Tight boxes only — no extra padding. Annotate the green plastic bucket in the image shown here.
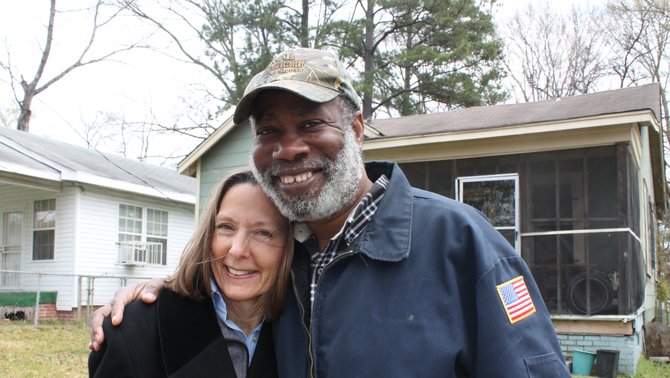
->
[572,349,596,375]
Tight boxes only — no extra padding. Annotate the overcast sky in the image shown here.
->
[0,0,218,167]
[0,0,599,168]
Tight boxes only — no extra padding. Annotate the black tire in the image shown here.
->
[567,270,613,315]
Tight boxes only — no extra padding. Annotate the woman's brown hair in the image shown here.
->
[166,169,293,320]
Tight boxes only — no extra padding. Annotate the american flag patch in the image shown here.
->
[496,276,536,324]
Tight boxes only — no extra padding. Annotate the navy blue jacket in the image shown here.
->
[273,161,570,377]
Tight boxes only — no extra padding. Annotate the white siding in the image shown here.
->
[0,184,35,274]
[0,184,80,309]
[74,185,194,306]
[0,181,194,310]
[0,186,70,273]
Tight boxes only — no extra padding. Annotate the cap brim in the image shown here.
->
[233,80,340,125]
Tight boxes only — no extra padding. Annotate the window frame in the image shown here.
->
[32,199,56,261]
[117,204,168,266]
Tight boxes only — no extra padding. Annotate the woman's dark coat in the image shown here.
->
[89,288,277,378]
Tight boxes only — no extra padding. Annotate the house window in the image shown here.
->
[33,199,55,260]
[118,204,142,244]
[146,209,168,265]
[117,205,168,266]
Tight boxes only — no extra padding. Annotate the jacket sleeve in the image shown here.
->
[88,300,162,378]
[474,253,571,377]
[88,317,137,378]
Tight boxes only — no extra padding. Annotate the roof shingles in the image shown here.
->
[369,84,661,138]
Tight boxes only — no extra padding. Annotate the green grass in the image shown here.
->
[0,320,89,378]
[2,320,670,377]
[570,355,670,377]
[634,357,670,377]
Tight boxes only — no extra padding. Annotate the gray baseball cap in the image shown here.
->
[233,48,362,124]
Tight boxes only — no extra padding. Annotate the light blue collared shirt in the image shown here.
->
[210,277,263,364]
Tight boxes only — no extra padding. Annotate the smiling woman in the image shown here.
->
[88,169,292,378]
[210,182,289,334]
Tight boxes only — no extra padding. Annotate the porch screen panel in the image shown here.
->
[526,233,578,313]
[400,161,455,198]
[587,155,618,228]
[621,151,644,313]
[400,162,427,191]
[399,156,517,200]
[619,235,645,313]
[627,152,641,235]
[397,145,646,316]
[521,145,645,316]
[561,232,620,315]
[429,161,454,198]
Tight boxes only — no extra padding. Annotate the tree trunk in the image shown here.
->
[362,0,375,121]
[17,94,33,132]
[301,0,309,47]
[15,0,56,132]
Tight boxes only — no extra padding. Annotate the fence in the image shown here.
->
[0,270,153,327]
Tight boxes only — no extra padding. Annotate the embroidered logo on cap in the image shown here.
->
[265,52,304,77]
[496,276,536,324]
[233,48,362,124]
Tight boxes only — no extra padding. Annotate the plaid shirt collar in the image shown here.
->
[342,174,389,245]
[294,174,389,304]
[293,174,389,251]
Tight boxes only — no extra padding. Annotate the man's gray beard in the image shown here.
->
[251,128,363,222]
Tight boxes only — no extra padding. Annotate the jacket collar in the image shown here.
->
[351,161,413,262]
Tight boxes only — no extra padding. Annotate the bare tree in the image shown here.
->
[500,1,606,102]
[600,1,650,87]
[83,110,155,162]
[602,0,670,193]
[80,101,210,167]
[117,0,349,117]
[0,0,143,132]
[605,0,669,121]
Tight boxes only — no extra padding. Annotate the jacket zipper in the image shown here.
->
[291,269,315,378]
[294,250,355,378]
[310,250,355,376]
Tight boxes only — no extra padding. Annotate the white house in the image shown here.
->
[0,126,196,316]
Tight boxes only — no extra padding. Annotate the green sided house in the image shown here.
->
[179,83,665,376]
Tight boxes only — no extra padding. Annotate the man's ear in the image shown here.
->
[351,113,365,147]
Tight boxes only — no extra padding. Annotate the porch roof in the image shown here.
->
[0,127,195,204]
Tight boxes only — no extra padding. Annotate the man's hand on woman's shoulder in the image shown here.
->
[88,277,166,351]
